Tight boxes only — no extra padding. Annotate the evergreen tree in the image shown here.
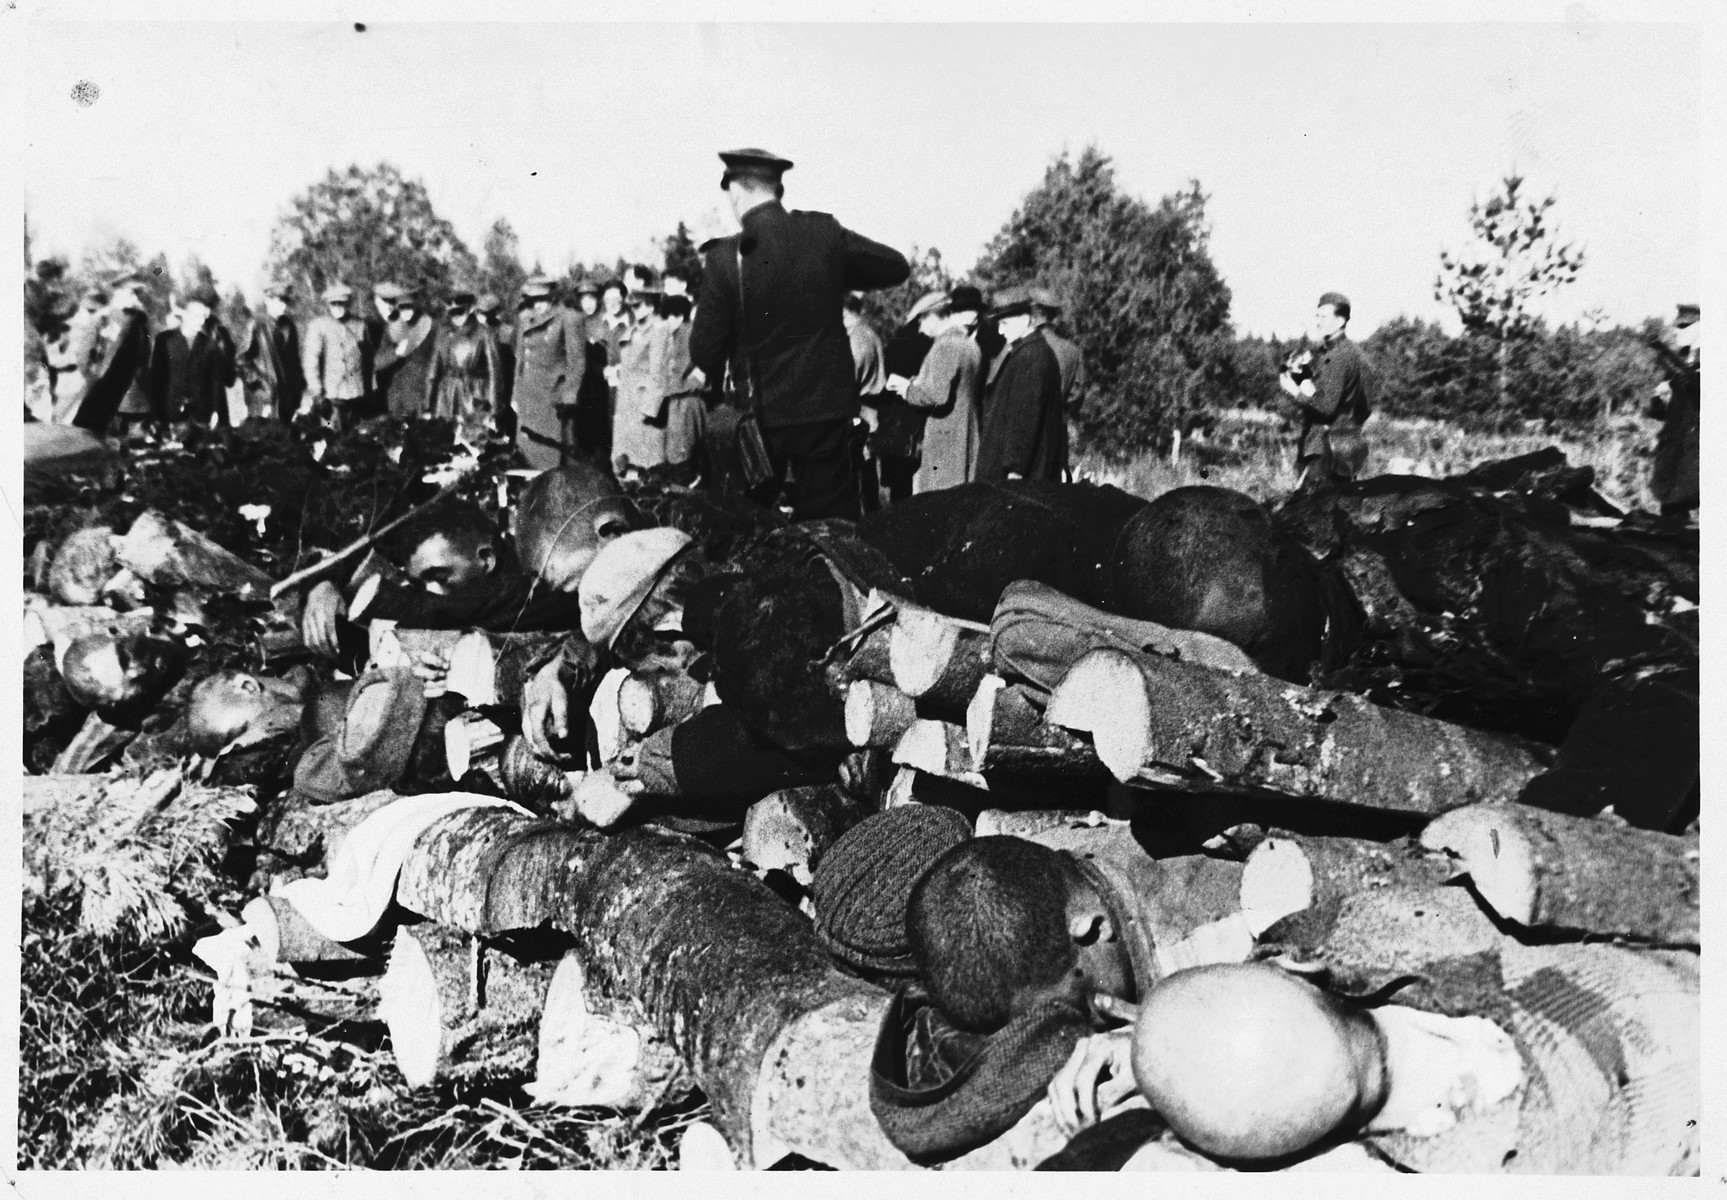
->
[975,146,1237,456]
[265,163,478,317]
[476,217,527,307]
[1434,174,1586,412]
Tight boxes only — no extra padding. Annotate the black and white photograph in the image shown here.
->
[8,2,1709,1177]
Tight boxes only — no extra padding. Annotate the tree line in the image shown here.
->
[26,151,1672,457]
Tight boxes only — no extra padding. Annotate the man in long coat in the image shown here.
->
[71,285,152,435]
[373,287,439,419]
[236,283,303,422]
[975,285,1066,483]
[689,147,910,520]
[899,285,984,494]
[150,284,237,431]
[513,274,587,470]
[426,291,505,442]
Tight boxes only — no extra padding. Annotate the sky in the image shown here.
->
[18,14,1702,338]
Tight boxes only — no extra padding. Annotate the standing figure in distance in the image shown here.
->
[513,274,585,470]
[151,284,237,434]
[1280,291,1375,488]
[689,147,911,520]
[236,282,304,422]
[426,290,506,443]
[897,284,984,495]
[300,283,371,431]
[975,285,1066,484]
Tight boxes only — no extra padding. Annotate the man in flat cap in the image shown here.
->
[1280,292,1375,487]
[689,147,911,520]
[894,285,985,494]
[300,283,371,429]
[236,283,304,422]
[975,284,1067,483]
[476,292,516,415]
[1031,287,1088,412]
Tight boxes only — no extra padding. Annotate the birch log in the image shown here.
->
[1044,647,1545,814]
[1419,804,1699,945]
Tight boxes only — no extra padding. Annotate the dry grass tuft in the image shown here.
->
[1075,409,1660,512]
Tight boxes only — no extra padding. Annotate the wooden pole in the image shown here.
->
[268,468,476,599]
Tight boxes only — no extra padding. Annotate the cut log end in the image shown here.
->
[965,674,1009,768]
[845,679,918,749]
[1045,649,1153,784]
[888,610,963,697]
[1238,836,1318,938]
[1420,807,1537,926]
[379,925,449,1089]
[618,673,660,738]
[892,720,985,788]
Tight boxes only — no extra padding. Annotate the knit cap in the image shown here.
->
[812,804,972,976]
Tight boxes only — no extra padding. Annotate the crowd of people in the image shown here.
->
[21,147,1701,1173]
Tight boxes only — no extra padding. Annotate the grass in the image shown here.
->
[18,768,708,1170]
[1074,407,1660,513]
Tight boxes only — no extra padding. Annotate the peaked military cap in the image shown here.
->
[1676,304,1700,328]
[323,283,355,303]
[719,146,794,190]
[447,290,477,309]
[520,274,557,298]
[374,281,408,303]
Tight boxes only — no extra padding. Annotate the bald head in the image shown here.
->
[1132,963,1385,1160]
[184,670,307,756]
[514,463,640,594]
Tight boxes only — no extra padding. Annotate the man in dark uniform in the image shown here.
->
[976,285,1066,483]
[1649,306,1699,519]
[689,147,910,520]
[1280,291,1375,487]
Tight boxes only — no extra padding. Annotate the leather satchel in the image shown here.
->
[730,243,777,491]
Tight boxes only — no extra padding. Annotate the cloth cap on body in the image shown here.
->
[322,284,355,303]
[1317,291,1352,320]
[579,527,694,648]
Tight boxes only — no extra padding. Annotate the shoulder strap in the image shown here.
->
[734,243,761,414]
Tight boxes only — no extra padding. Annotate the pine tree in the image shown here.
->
[975,146,1236,456]
[1434,174,1586,414]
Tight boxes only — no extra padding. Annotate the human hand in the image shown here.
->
[1048,1028,1139,1138]
[522,659,571,759]
[411,648,449,695]
[885,374,910,397]
[300,581,345,656]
